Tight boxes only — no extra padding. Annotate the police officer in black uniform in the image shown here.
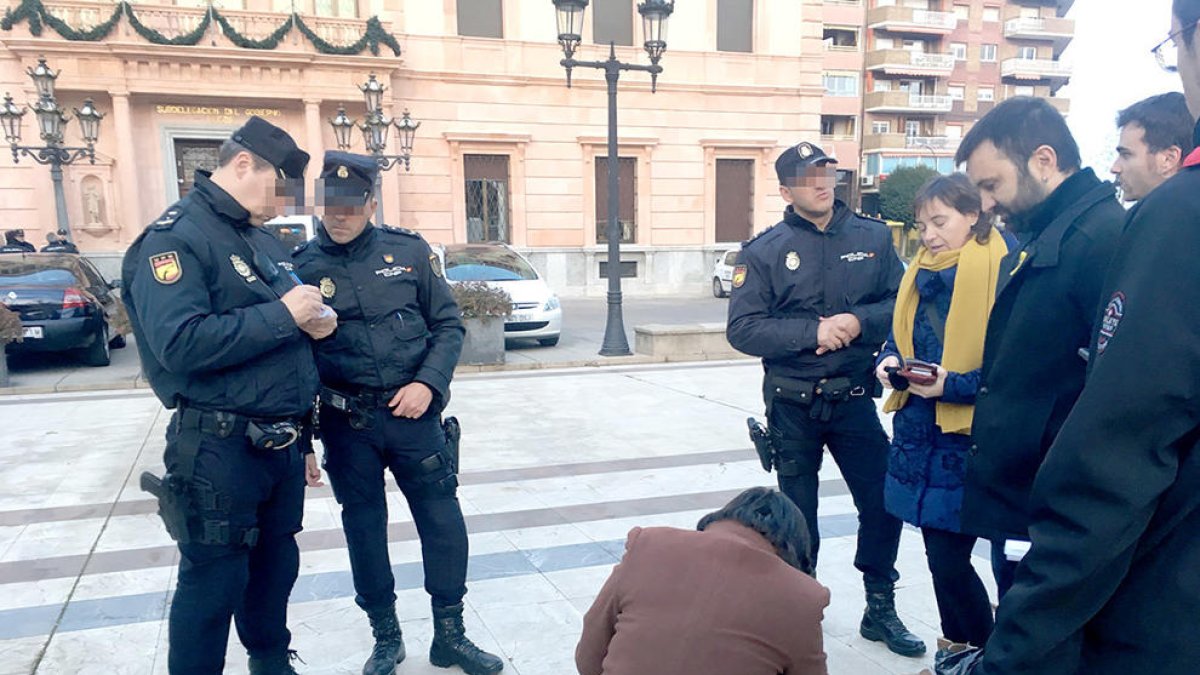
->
[41,231,80,253]
[728,142,924,657]
[123,117,332,675]
[292,152,503,675]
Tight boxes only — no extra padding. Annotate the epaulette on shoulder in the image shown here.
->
[380,225,422,239]
[150,206,184,231]
[291,239,313,256]
[855,212,889,226]
[742,223,779,249]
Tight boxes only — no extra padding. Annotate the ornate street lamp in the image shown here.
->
[550,0,674,357]
[330,105,355,151]
[327,74,419,224]
[3,57,104,243]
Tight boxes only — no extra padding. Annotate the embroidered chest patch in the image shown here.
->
[1097,291,1125,355]
[375,266,414,278]
[840,251,876,263]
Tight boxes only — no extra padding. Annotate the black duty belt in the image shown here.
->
[180,406,305,451]
[319,385,394,414]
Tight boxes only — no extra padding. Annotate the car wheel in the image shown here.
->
[83,324,112,367]
[712,277,727,298]
[537,336,560,347]
[109,333,127,349]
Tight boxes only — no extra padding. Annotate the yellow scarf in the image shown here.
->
[883,232,1009,435]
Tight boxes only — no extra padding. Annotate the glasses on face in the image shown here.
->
[1153,25,1189,73]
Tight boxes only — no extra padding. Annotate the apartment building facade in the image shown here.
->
[819,0,1075,213]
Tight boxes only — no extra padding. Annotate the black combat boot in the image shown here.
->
[429,603,504,674]
[860,590,927,657]
[248,650,302,675]
[362,604,406,675]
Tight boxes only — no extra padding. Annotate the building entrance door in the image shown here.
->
[174,139,223,198]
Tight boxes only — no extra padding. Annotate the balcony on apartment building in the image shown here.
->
[1004,16,1075,47]
[1012,0,1074,16]
[1001,57,1073,83]
[865,90,953,113]
[866,49,955,77]
[862,133,960,153]
[866,6,957,35]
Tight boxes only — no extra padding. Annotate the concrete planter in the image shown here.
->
[460,316,505,366]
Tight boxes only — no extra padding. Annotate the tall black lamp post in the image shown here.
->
[552,0,674,357]
[0,58,104,244]
[328,73,420,225]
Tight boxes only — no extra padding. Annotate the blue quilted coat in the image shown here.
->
[878,266,980,533]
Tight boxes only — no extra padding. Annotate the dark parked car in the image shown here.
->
[0,253,130,366]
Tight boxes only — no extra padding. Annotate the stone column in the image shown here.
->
[303,99,325,183]
[111,92,139,242]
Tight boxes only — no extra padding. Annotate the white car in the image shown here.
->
[711,248,740,298]
[442,243,562,346]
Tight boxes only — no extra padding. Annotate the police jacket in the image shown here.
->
[974,132,1200,675]
[291,223,464,406]
[727,201,904,385]
[120,172,320,418]
[961,169,1123,542]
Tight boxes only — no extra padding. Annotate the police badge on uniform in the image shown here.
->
[319,277,336,299]
[149,252,182,285]
[786,251,801,271]
[383,254,394,264]
[336,165,349,179]
[230,254,257,283]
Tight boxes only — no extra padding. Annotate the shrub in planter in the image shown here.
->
[0,304,22,387]
[450,282,512,366]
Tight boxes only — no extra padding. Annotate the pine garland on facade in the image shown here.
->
[1,0,401,56]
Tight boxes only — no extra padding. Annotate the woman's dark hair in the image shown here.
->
[697,487,815,575]
[912,172,993,244]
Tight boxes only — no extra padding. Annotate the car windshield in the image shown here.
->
[445,247,538,282]
[0,268,77,286]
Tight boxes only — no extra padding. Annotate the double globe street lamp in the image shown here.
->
[0,58,105,244]
[552,0,674,357]
[329,73,420,225]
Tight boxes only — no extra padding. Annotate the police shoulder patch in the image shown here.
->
[430,253,444,278]
[1096,291,1126,355]
[732,264,748,289]
[149,251,182,285]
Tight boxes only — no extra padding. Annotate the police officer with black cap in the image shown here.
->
[123,116,332,675]
[293,151,503,675]
[728,142,924,657]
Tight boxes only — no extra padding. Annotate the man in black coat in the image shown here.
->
[292,152,503,675]
[936,3,1200,673]
[954,98,1124,596]
[727,142,923,658]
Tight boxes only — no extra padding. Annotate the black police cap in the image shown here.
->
[775,142,838,184]
[320,151,379,204]
[230,116,310,180]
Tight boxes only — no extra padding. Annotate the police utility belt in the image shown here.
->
[769,374,869,421]
[319,385,393,430]
[139,405,307,548]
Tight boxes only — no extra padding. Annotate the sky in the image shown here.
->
[1059,0,1184,173]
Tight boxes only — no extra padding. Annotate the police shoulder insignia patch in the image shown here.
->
[382,225,420,239]
[742,224,777,248]
[1096,291,1125,355]
[149,252,182,285]
[732,264,748,289]
[430,253,444,278]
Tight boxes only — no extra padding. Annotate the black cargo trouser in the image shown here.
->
[164,416,306,675]
[769,395,903,592]
[319,404,468,611]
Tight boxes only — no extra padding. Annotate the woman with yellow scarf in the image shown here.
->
[874,174,1014,662]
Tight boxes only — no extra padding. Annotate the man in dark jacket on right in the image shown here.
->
[934,3,1200,673]
[954,97,1124,595]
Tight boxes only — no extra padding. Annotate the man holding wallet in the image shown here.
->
[727,142,923,658]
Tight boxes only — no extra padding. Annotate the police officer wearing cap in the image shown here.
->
[122,117,333,675]
[292,151,503,675]
[727,142,925,657]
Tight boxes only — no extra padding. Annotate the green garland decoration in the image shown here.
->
[1,0,401,56]
[124,3,211,46]
[214,10,292,50]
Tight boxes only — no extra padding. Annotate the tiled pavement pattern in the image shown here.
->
[0,362,996,674]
